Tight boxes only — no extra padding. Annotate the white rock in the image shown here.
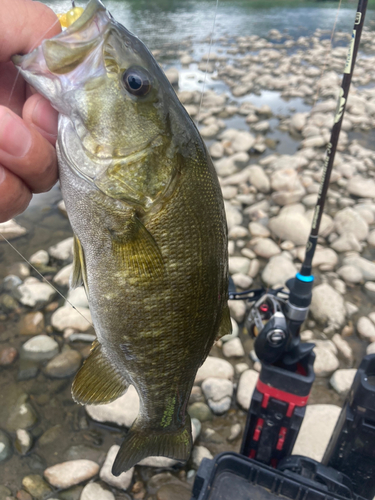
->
[310,284,346,327]
[262,255,297,287]
[231,273,253,289]
[366,342,375,355]
[228,256,251,275]
[0,219,27,240]
[337,265,363,284]
[195,356,234,383]
[293,405,341,461]
[100,445,134,490]
[49,237,74,261]
[347,175,375,198]
[228,226,249,239]
[224,202,243,230]
[235,363,249,375]
[252,238,281,259]
[86,385,139,428]
[81,482,115,500]
[202,378,233,401]
[29,250,49,266]
[44,459,99,488]
[368,230,375,247]
[343,256,375,281]
[165,67,179,85]
[65,287,89,309]
[228,299,246,323]
[21,335,59,361]
[269,213,311,246]
[236,370,259,410]
[53,263,73,287]
[357,317,375,342]
[192,446,213,468]
[330,369,357,395]
[248,259,260,278]
[249,222,270,238]
[51,306,92,332]
[334,208,368,241]
[222,338,245,358]
[332,334,353,363]
[221,318,239,343]
[330,233,361,253]
[290,112,307,132]
[58,200,67,216]
[248,166,270,193]
[313,345,339,377]
[17,282,56,308]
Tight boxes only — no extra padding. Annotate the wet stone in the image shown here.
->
[19,312,45,336]
[156,483,191,500]
[6,394,38,432]
[0,293,19,311]
[357,317,375,343]
[16,491,32,500]
[44,459,99,488]
[0,429,12,462]
[44,350,82,378]
[188,402,213,421]
[330,369,357,396]
[227,423,242,442]
[48,237,74,262]
[53,264,73,287]
[64,444,106,464]
[80,482,115,500]
[51,306,92,332]
[237,370,258,410]
[2,274,22,293]
[15,429,33,455]
[59,485,83,500]
[222,338,245,358]
[22,475,52,500]
[195,356,234,383]
[17,282,56,308]
[21,335,59,362]
[0,486,12,500]
[0,346,18,366]
[310,284,346,327]
[313,344,339,377]
[192,446,213,468]
[17,360,39,381]
[100,445,134,490]
[86,385,139,428]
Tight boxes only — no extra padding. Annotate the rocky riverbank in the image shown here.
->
[1,26,375,500]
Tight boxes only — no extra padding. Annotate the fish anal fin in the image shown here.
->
[71,235,88,294]
[72,340,128,405]
[216,305,232,340]
[110,215,164,279]
[111,415,192,476]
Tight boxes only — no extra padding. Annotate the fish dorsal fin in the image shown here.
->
[110,215,164,279]
[72,340,128,405]
[71,235,88,293]
[216,304,232,340]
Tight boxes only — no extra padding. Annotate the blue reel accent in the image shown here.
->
[296,273,314,283]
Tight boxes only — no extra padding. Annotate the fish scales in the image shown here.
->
[13,0,230,474]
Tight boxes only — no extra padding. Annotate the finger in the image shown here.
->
[0,165,32,223]
[0,61,25,116]
[0,106,58,194]
[0,0,61,63]
[23,93,58,145]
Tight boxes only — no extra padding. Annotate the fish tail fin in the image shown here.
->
[111,416,192,476]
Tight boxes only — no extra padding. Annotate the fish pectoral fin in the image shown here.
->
[71,340,128,405]
[111,415,192,476]
[110,215,164,279]
[71,235,88,294]
[216,304,232,340]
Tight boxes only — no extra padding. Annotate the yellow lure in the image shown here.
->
[57,7,84,28]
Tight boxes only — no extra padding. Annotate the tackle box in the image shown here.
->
[190,452,367,500]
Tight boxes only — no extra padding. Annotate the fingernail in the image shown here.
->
[32,97,58,137]
[0,166,6,185]
[0,111,32,157]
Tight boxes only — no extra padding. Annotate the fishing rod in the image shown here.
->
[226,0,369,470]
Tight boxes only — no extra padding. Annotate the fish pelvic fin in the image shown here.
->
[71,235,88,293]
[111,415,192,476]
[72,340,128,405]
[216,304,232,340]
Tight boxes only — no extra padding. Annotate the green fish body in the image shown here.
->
[14,0,230,475]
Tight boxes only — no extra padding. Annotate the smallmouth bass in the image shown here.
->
[14,0,230,475]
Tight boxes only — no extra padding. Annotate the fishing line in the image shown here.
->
[312,0,343,108]
[0,233,94,328]
[7,16,61,107]
[196,0,219,125]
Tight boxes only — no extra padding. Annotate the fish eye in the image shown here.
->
[122,66,151,97]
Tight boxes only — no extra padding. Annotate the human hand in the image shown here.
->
[0,0,61,223]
